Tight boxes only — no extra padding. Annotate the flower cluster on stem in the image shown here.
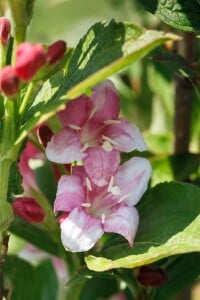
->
[45,80,152,252]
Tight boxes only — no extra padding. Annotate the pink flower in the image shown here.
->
[14,42,47,81]
[46,80,147,186]
[47,40,67,65]
[18,142,44,193]
[0,66,20,97]
[12,197,45,223]
[0,17,11,45]
[55,157,151,252]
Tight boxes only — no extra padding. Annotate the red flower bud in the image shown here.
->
[47,40,66,65]
[12,197,45,223]
[37,124,53,148]
[0,17,11,45]
[0,66,20,97]
[14,42,47,81]
[137,266,168,287]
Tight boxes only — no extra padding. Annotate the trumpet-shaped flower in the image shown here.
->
[55,157,151,252]
[46,80,147,186]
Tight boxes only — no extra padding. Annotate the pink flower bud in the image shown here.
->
[47,40,66,65]
[14,42,47,81]
[0,17,11,45]
[12,197,45,223]
[0,66,20,97]
[137,266,168,287]
[37,124,53,148]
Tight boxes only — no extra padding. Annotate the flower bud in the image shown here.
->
[47,40,66,65]
[0,66,20,97]
[37,124,53,148]
[0,17,11,45]
[12,197,45,223]
[14,42,47,81]
[137,265,168,287]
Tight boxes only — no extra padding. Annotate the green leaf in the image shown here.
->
[8,162,23,199]
[154,253,200,300]
[16,20,178,144]
[0,202,14,232]
[85,182,200,271]
[151,153,200,186]
[34,160,57,205]
[139,0,200,32]
[66,268,117,289]
[3,255,39,300]
[9,217,61,256]
[36,259,58,300]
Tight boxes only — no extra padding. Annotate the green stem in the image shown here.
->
[19,82,34,116]
[11,26,26,65]
[0,44,6,68]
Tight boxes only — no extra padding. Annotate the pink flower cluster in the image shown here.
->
[46,80,152,252]
[0,17,66,97]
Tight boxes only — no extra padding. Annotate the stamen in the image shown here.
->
[104,119,121,125]
[102,140,113,152]
[101,213,105,224]
[86,177,92,191]
[81,143,89,152]
[118,193,131,203]
[89,107,97,119]
[102,135,118,146]
[107,176,114,192]
[81,203,91,208]
[110,186,121,195]
[69,124,81,130]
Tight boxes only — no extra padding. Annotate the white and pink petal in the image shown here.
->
[54,175,85,214]
[114,157,152,206]
[58,95,92,127]
[103,205,139,246]
[90,80,120,123]
[84,147,120,187]
[104,119,147,152]
[60,207,103,252]
[46,128,86,164]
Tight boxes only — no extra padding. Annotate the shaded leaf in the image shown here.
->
[155,253,200,300]
[139,0,200,32]
[9,216,61,256]
[3,255,39,300]
[85,182,200,271]
[36,259,58,300]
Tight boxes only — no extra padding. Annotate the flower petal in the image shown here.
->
[54,175,85,214]
[46,128,85,163]
[91,80,120,122]
[58,95,92,127]
[103,205,139,246]
[114,157,152,206]
[104,118,147,152]
[60,207,103,252]
[84,147,120,186]
[18,142,43,192]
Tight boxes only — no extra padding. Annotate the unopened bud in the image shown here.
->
[47,40,66,65]
[0,17,11,45]
[14,42,47,81]
[0,66,20,97]
[37,124,53,148]
[12,197,45,223]
[137,265,168,287]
